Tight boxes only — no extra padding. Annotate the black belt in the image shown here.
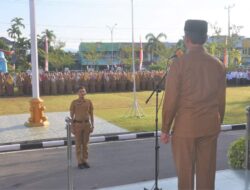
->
[73,120,89,123]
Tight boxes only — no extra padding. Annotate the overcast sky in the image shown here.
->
[0,0,249,51]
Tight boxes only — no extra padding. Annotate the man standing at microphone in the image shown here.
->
[161,20,226,190]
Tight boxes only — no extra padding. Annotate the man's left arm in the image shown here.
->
[218,65,226,124]
[89,100,94,132]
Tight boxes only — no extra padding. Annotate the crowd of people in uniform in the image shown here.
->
[0,70,166,96]
[226,69,250,86]
[0,69,250,97]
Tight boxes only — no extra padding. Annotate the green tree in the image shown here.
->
[153,45,174,69]
[176,39,185,50]
[227,25,243,66]
[206,41,225,58]
[38,40,75,71]
[230,48,241,65]
[119,45,140,70]
[206,23,225,58]
[6,17,28,70]
[206,22,242,69]
[41,29,56,48]
[145,33,167,63]
[0,39,10,51]
[48,49,75,71]
[82,43,103,68]
[7,17,25,42]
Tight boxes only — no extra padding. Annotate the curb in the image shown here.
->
[0,123,246,153]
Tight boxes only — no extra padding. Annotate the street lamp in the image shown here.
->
[225,4,235,67]
[225,4,235,38]
[106,24,117,68]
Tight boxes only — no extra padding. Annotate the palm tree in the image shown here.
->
[7,17,25,42]
[7,17,25,67]
[145,33,167,63]
[41,29,56,48]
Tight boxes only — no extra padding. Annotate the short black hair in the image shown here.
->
[78,86,86,91]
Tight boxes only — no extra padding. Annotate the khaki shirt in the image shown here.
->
[70,98,94,122]
[162,46,226,137]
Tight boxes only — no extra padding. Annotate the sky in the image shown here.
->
[0,0,249,51]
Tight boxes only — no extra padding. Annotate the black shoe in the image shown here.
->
[82,162,90,168]
[78,164,84,169]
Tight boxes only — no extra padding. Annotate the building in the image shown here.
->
[77,41,177,70]
[0,37,14,47]
[78,42,146,70]
[207,35,250,66]
[78,42,121,69]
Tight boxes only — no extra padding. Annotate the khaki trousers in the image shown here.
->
[172,134,218,190]
[73,123,90,165]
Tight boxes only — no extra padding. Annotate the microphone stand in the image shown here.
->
[144,61,171,190]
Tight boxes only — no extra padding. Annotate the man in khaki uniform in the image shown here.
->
[70,86,94,169]
[161,20,226,190]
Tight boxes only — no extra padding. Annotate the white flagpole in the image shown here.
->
[126,0,143,118]
[25,0,49,127]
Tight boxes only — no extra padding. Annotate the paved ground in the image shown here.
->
[0,112,128,144]
[98,169,250,190]
[0,112,249,190]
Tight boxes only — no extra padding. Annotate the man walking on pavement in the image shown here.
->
[161,19,226,190]
[70,86,94,169]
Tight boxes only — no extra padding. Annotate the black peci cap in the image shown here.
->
[184,19,208,35]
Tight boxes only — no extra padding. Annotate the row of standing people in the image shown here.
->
[226,70,250,86]
[1,69,250,97]
[0,71,166,96]
[0,73,15,96]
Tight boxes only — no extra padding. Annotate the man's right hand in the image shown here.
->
[160,132,171,144]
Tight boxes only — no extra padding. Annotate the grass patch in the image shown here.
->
[0,87,249,131]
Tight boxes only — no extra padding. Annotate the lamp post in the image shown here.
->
[106,24,117,68]
[225,4,235,38]
[225,4,235,66]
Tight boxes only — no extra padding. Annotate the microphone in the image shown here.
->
[168,48,184,59]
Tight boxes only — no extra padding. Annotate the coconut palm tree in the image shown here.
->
[7,17,25,42]
[41,29,56,48]
[145,33,167,63]
[7,17,26,68]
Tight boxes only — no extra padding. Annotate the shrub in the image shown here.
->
[227,137,246,169]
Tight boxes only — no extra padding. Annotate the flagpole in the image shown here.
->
[25,0,49,127]
[45,35,49,71]
[125,0,143,118]
[139,36,143,71]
